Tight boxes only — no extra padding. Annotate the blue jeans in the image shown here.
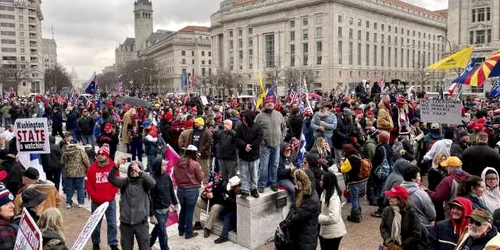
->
[348,181,366,211]
[82,135,95,146]
[258,145,280,189]
[91,200,118,246]
[239,159,259,193]
[131,137,143,161]
[278,179,296,202]
[150,210,169,250]
[177,188,199,237]
[220,210,236,238]
[65,177,85,205]
[3,117,10,129]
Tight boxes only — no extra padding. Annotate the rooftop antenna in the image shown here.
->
[51,25,54,40]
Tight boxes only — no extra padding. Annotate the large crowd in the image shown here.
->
[1,83,500,250]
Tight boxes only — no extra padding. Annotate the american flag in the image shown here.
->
[288,88,299,105]
[296,78,311,168]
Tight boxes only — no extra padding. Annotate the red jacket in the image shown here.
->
[428,171,470,203]
[86,160,119,205]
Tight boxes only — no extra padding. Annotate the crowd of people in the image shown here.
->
[2,84,500,249]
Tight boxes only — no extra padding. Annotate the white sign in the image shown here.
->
[14,118,50,154]
[420,99,463,125]
[14,208,42,250]
[71,202,109,250]
[200,96,208,105]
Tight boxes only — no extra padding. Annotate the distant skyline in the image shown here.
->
[41,0,447,82]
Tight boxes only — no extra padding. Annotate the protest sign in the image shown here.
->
[200,96,208,105]
[420,99,463,125]
[71,202,109,250]
[14,208,42,250]
[14,118,50,154]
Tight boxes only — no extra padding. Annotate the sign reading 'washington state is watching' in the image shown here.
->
[14,118,50,154]
[420,99,463,125]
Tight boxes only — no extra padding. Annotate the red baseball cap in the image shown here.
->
[384,185,409,201]
[0,170,7,181]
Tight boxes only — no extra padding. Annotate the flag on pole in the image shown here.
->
[448,83,459,96]
[84,72,97,94]
[296,78,311,168]
[95,75,101,110]
[489,78,500,98]
[465,50,500,87]
[426,46,474,70]
[453,58,480,84]
[288,88,299,105]
[266,81,277,98]
[256,75,266,108]
[164,144,180,187]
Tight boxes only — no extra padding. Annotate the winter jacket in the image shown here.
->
[216,130,237,160]
[108,163,156,225]
[345,154,368,184]
[334,116,356,148]
[151,158,178,211]
[65,110,78,130]
[40,137,64,172]
[52,111,63,128]
[462,143,500,176]
[423,139,453,161]
[61,145,89,178]
[173,158,203,189]
[0,158,23,195]
[235,114,263,162]
[462,193,490,211]
[455,226,500,250]
[380,206,426,250]
[285,191,320,250]
[285,114,303,141]
[14,181,61,214]
[429,218,466,250]
[481,167,500,212]
[362,138,377,159]
[254,110,287,147]
[0,218,16,250]
[372,143,394,173]
[376,102,394,132]
[400,181,436,229]
[278,144,296,182]
[41,229,68,250]
[428,170,470,203]
[383,158,412,192]
[450,142,469,159]
[78,115,95,135]
[168,120,185,148]
[318,191,346,239]
[178,128,212,159]
[97,132,119,158]
[310,111,337,140]
[86,160,119,205]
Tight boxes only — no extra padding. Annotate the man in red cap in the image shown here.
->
[86,144,119,250]
[97,123,120,161]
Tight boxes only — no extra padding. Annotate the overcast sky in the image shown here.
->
[41,0,447,82]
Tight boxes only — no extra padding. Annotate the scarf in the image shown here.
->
[391,206,402,245]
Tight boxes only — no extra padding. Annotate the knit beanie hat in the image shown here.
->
[0,185,14,206]
[98,144,110,157]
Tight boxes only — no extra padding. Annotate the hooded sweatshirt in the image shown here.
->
[400,181,436,228]
[173,158,203,189]
[150,158,177,211]
[481,167,500,212]
[428,197,473,250]
[423,138,453,161]
[86,159,119,205]
[383,158,411,192]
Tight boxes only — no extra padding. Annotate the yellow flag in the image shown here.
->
[426,46,474,70]
[256,75,266,108]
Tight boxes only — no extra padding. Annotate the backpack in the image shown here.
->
[361,140,376,158]
[351,155,372,179]
[374,146,391,180]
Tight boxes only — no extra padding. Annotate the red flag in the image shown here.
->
[165,144,180,187]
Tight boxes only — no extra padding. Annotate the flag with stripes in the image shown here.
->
[288,88,299,105]
[296,78,311,168]
[489,78,500,98]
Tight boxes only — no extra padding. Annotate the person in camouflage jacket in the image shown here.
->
[61,144,89,208]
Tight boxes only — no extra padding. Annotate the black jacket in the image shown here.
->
[428,219,458,250]
[462,144,500,176]
[52,111,63,128]
[216,130,237,160]
[450,142,469,159]
[235,122,263,162]
[335,116,356,148]
[41,137,64,172]
[285,114,303,142]
[150,159,178,210]
[380,206,427,250]
[278,146,295,182]
[285,191,320,250]
[372,144,394,170]
[78,115,95,135]
[41,229,68,250]
[0,158,23,195]
[201,179,227,207]
[65,110,78,130]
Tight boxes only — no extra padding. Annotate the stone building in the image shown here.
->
[0,0,44,94]
[41,38,56,69]
[210,0,448,94]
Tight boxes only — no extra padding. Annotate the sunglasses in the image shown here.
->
[469,218,484,227]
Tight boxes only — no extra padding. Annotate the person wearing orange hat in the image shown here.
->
[380,185,427,250]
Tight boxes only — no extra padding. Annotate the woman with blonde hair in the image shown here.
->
[38,207,68,250]
[309,137,333,170]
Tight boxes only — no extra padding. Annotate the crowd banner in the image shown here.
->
[71,202,109,250]
[14,118,50,154]
[14,208,42,250]
[420,99,463,125]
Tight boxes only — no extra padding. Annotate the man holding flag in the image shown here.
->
[254,92,287,193]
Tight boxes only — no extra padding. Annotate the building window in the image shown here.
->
[366,44,369,66]
[0,22,15,28]
[248,37,253,47]
[201,51,205,56]
[374,22,378,30]
[475,30,485,44]
[303,17,308,26]
[358,30,361,40]
[486,7,491,21]
[477,8,485,22]
[316,27,322,39]
[202,68,206,76]
[182,59,186,64]
[303,29,308,40]
[248,49,253,69]
[374,33,377,43]
[290,44,295,67]
[338,15,343,23]
[303,42,308,66]
[229,30,233,37]
[349,29,353,39]
[373,45,377,66]
[208,59,211,64]
[265,34,275,68]
[487,29,491,43]
[316,14,323,25]
[366,21,369,28]
[394,48,398,67]
[192,51,195,56]
[238,29,243,36]
[338,27,342,38]
[248,27,253,34]
[357,43,362,65]
[388,47,391,67]
[181,51,185,56]
[290,31,295,41]
[349,17,353,25]
[357,19,361,26]
[381,46,385,66]
[0,31,15,36]
[290,19,295,28]
[401,48,404,68]
[230,55,234,70]
[239,50,243,70]
[317,41,322,65]
[238,39,243,48]
[382,24,385,31]
[348,41,353,65]
[338,41,342,64]
[366,31,370,41]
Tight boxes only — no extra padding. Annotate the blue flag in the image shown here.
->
[95,76,101,110]
[296,79,311,168]
[453,58,479,84]
[490,78,500,98]
[266,81,277,98]
[84,72,97,94]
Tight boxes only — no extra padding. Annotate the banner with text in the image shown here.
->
[420,99,463,125]
[71,202,109,250]
[14,118,50,154]
[14,208,42,250]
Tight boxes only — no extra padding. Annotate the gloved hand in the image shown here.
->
[150,216,158,225]
[387,242,402,250]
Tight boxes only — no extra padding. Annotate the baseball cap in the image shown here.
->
[194,117,205,126]
[441,156,462,168]
[384,185,409,201]
[23,167,40,181]
[467,208,493,224]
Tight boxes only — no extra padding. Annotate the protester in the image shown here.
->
[65,106,79,143]
[376,95,394,133]
[61,144,90,209]
[97,122,120,162]
[380,185,427,250]
[310,103,337,151]
[78,108,96,146]
[173,145,203,239]
[214,176,241,244]
[85,144,119,250]
[59,132,73,153]
[52,107,64,137]
[455,208,500,249]
[20,188,47,223]
[309,137,334,169]
[193,173,225,238]
[428,197,473,250]
[450,130,470,159]
[341,144,367,223]
[277,143,296,202]
[150,158,177,250]
[216,119,238,181]
[141,120,159,171]
[0,153,23,196]
[108,158,156,250]
[318,172,346,250]
[303,152,324,196]
[235,110,263,198]
[0,185,16,250]
[462,132,500,176]
[481,167,500,212]
[179,117,213,184]
[422,128,454,164]
[460,175,489,211]
[14,167,60,214]
[40,136,64,190]
[255,96,287,193]
[121,108,137,153]
[38,207,69,250]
